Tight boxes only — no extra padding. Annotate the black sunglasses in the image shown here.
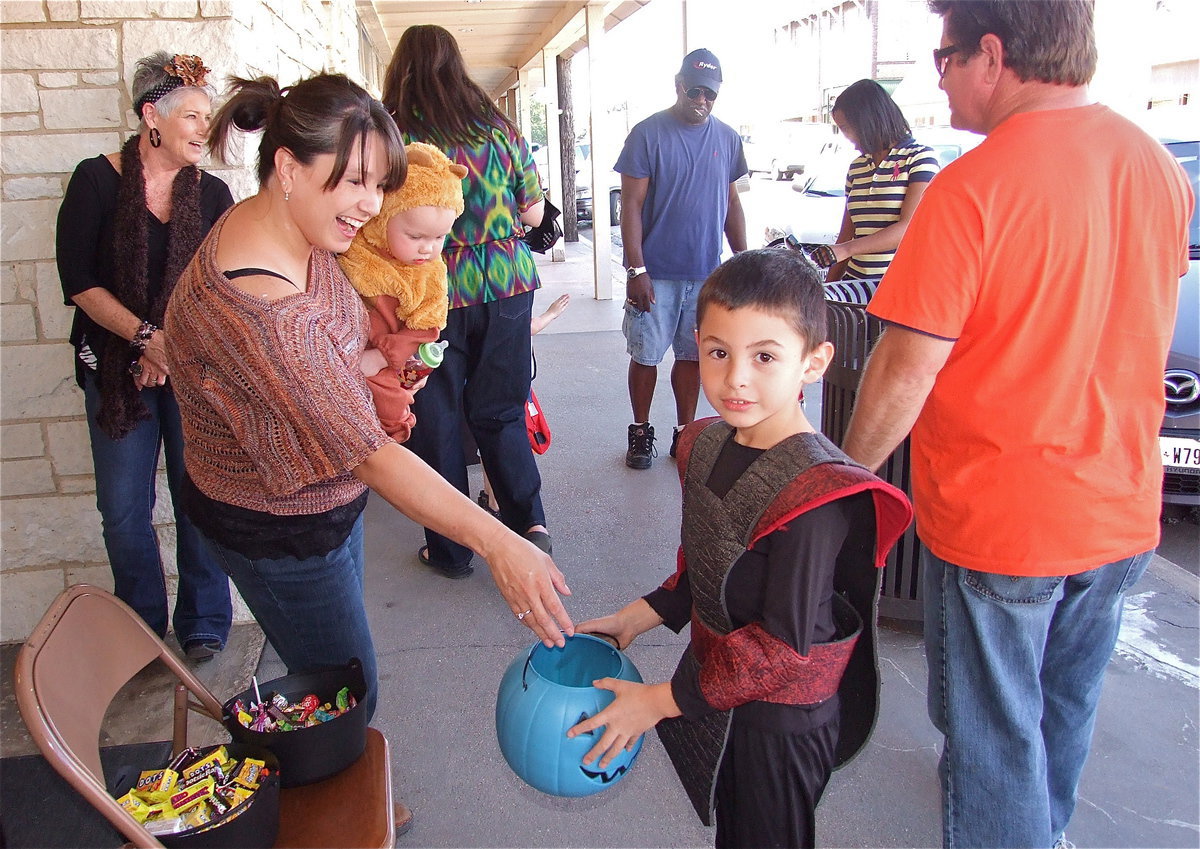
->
[685,86,717,102]
[933,44,960,77]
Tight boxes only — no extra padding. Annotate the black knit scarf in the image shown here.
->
[96,134,202,440]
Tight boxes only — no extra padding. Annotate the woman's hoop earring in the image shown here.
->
[149,128,161,148]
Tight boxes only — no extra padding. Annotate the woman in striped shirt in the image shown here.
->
[810,79,940,282]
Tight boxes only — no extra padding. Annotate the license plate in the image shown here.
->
[1161,436,1200,473]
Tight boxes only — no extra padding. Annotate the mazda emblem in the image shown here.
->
[1164,369,1200,405]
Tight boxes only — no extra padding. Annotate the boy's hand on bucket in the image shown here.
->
[567,680,680,769]
[577,599,663,651]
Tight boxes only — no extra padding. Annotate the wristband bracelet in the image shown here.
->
[811,244,838,269]
[130,321,158,353]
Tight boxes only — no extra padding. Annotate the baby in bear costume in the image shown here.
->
[339,142,467,442]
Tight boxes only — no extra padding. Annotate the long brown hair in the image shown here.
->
[381,24,517,146]
[208,73,406,192]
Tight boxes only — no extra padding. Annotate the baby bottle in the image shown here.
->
[399,340,448,388]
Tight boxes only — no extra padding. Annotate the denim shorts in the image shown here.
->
[623,278,702,366]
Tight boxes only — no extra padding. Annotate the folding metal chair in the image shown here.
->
[13,584,396,848]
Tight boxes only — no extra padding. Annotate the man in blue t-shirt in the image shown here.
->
[616,48,748,469]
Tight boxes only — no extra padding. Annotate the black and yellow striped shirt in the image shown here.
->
[844,137,939,278]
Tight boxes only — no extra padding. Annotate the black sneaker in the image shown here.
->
[625,423,657,469]
[669,425,685,459]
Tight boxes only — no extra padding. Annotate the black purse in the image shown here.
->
[521,197,563,254]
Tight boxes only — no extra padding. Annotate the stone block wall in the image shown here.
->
[1,0,368,642]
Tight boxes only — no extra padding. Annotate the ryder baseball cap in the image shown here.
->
[679,48,722,94]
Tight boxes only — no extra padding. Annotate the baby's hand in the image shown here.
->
[545,293,570,320]
[531,293,571,336]
[359,347,388,377]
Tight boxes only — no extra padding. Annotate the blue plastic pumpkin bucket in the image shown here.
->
[495,633,644,797]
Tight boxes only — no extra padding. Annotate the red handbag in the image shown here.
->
[525,389,551,454]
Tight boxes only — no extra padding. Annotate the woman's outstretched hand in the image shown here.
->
[353,442,574,647]
[481,528,573,647]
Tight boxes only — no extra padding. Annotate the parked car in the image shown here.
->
[576,176,622,226]
[784,127,981,249]
[744,123,838,181]
[780,138,858,246]
[571,142,622,226]
[1160,138,1199,506]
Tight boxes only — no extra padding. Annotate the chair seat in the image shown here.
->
[274,727,394,848]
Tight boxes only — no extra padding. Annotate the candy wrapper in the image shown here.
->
[230,686,357,733]
[112,744,272,836]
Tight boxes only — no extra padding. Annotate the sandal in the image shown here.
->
[523,530,553,556]
[476,490,500,517]
[417,545,474,579]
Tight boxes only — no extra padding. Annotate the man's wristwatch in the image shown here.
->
[626,266,648,280]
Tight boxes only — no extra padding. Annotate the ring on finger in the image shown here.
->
[515,609,532,621]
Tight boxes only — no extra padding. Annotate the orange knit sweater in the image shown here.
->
[165,209,393,516]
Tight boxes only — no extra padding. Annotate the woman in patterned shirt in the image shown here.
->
[810,79,940,283]
[382,25,552,579]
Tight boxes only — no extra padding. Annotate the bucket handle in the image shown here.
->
[521,646,536,691]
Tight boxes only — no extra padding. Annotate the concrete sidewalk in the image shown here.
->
[257,238,1200,848]
[4,238,1196,848]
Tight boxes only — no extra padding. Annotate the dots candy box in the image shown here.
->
[114,742,281,849]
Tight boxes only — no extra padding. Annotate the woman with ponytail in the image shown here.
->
[164,75,574,775]
[56,51,233,661]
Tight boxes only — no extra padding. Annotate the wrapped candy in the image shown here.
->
[112,744,269,838]
[231,688,357,732]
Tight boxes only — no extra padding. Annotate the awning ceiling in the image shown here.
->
[360,1,651,97]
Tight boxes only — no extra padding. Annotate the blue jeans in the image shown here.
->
[83,373,231,646]
[923,545,1152,848]
[199,515,378,721]
[407,290,544,568]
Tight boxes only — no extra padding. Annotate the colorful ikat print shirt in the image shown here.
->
[406,123,544,308]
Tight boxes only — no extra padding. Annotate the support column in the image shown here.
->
[585,2,614,300]
[541,48,566,262]
[518,67,533,145]
[557,53,579,244]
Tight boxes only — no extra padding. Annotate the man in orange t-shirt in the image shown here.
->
[842,2,1193,847]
